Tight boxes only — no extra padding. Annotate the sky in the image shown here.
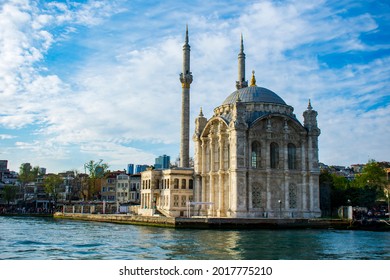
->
[0,0,389,173]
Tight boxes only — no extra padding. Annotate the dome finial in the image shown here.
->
[250,70,256,87]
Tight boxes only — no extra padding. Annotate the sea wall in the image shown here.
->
[54,212,176,227]
[54,212,353,229]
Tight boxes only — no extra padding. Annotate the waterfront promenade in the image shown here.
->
[54,212,386,230]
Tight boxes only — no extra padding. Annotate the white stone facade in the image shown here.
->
[193,96,321,218]
[191,36,321,218]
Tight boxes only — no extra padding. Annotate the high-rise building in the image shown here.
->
[0,160,8,181]
[127,164,134,175]
[154,155,170,169]
[135,165,148,174]
[0,160,8,172]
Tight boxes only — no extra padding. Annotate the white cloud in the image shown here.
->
[0,134,16,140]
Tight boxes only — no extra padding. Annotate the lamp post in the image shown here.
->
[278,200,282,218]
[385,189,389,221]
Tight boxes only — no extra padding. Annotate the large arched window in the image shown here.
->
[270,142,279,169]
[251,141,261,168]
[174,178,179,189]
[181,179,186,189]
[288,143,297,170]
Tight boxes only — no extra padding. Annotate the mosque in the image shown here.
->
[140,27,321,218]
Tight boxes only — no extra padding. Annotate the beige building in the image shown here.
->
[116,174,130,203]
[140,168,194,217]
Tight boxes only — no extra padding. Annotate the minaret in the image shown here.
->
[236,34,248,89]
[179,25,193,168]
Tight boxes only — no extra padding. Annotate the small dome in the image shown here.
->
[222,86,286,105]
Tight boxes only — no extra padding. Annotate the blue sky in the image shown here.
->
[0,0,389,173]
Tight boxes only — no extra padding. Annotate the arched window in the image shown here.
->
[174,178,179,189]
[181,179,186,189]
[189,179,193,189]
[270,142,279,169]
[288,143,297,170]
[251,141,261,168]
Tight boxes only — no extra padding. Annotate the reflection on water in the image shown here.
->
[0,216,389,260]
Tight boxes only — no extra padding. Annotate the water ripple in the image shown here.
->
[1,216,389,260]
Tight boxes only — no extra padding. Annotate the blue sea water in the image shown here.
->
[0,216,389,260]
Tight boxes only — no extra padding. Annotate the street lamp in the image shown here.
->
[385,189,389,221]
[278,200,282,218]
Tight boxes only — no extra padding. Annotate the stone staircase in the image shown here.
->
[154,208,171,217]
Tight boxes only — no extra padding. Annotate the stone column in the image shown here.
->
[309,175,314,212]
[301,139,307,212]
[308,135,314,212]
[201,138,207,212]
[209,133,215,216]
[265,136,271,213]
[284,172,290,211]
[266,170,271,212]
[218,131,225,216]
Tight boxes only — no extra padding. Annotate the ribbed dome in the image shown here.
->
[223,86,286,105]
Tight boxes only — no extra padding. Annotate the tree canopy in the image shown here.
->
[83,160,109,200]
[320,159,389,210]
[43,174,63,205]
[2,185,17,206]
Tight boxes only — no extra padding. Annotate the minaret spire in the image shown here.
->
[236,33,248,89]
[240,33,244,52]
[185,24,189,44]
[179,25,193,168]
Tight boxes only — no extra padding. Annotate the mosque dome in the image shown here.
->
[222,86,286,106]
[214,71,294,125]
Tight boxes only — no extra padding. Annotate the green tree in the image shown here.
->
[320,171,351,215]
[83,160,109,200]
[43,174,63,206]
[352,160,387,207]
[354,160,387,190]
[2,185,17,206]
[18,163,39,204]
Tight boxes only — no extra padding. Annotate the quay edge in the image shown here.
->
[53,212,361,230]
[53,212,176,228]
